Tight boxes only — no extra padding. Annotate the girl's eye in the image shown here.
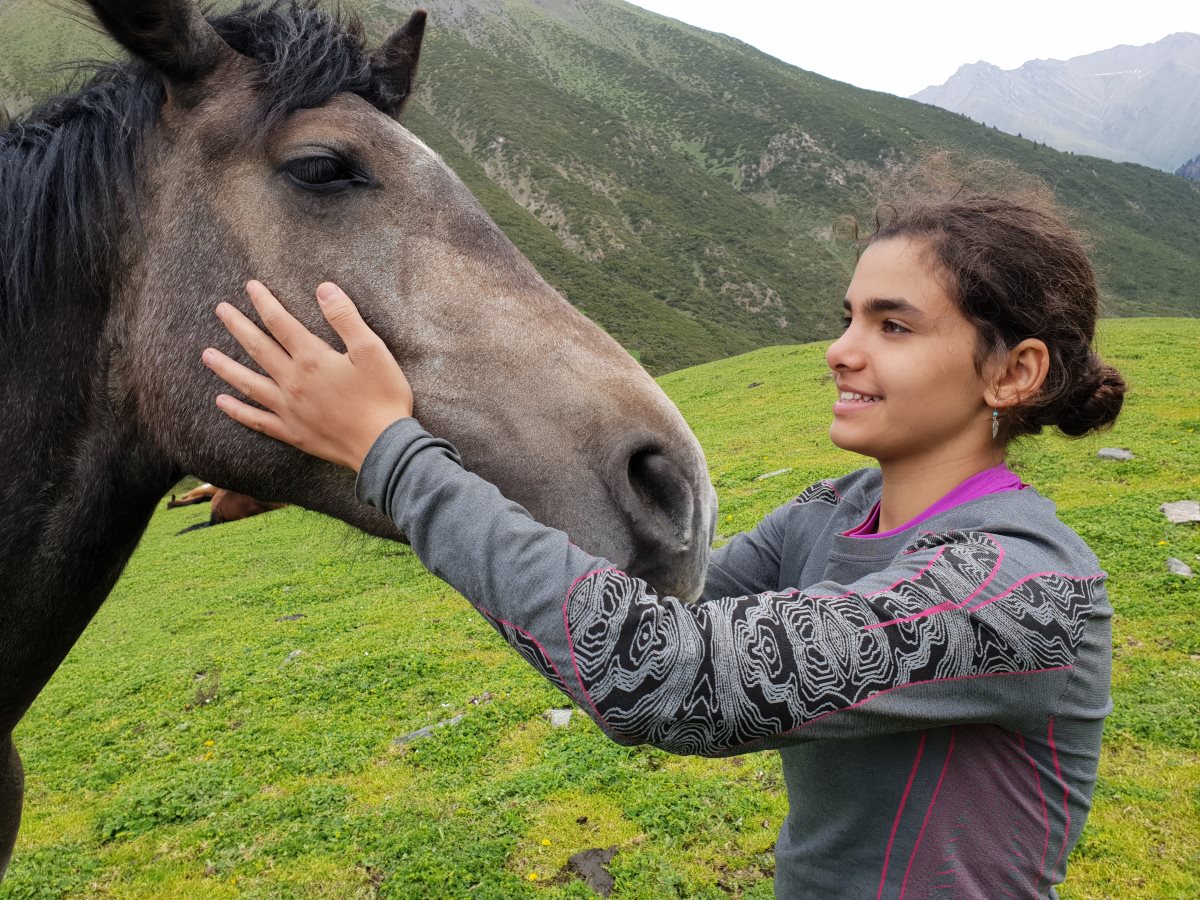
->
[281,155,369,192]
[882,320,909,334]
[840,315,853,331]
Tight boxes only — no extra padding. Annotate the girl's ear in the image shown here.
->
[985,338,1050,409]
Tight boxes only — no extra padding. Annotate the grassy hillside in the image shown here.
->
[3,318,1198,899]
[2,1,1199,372]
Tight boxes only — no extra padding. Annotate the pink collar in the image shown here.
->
[842,463,1026,539]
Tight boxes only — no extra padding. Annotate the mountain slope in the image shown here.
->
[3,0,1199,372]
[913,33,1200,172]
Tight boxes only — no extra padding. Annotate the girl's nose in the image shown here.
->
[826,328,864,372]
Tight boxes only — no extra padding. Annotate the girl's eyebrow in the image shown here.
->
[843,297,926,319]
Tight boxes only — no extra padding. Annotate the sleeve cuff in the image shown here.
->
[354,416,427,508]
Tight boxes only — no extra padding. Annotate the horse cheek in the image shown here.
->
[118,234,257,479]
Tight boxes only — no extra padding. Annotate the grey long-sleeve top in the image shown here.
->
[356,418,1112,899]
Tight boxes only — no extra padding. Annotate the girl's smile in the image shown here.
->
[832,389,883,414]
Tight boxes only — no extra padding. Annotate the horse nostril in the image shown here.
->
[625,447,694,550]
[604,438,712,601]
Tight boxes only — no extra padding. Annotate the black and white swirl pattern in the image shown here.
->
[564,531,1099,755]
[478,608,569,694]
[794,481,841,506]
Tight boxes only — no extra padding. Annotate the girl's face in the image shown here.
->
[826,237,994,467]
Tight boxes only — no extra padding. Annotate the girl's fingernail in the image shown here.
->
[202,349,214,365]
[317,283,340,304]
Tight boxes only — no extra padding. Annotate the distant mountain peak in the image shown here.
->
[1178,152,1200,182]
[1161,31,1200,46]
[957,60,1002,73]
[913,32,1200,171]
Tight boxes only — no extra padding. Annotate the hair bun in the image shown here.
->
[1056,355,1126,437]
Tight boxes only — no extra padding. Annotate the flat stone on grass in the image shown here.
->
[1097,448,1135,461]
[1167,558,1194,578]
[755,468,792,481]
[393,713,466,745]
[1161,500,1200,524]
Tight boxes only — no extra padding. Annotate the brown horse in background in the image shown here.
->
[0,0,717,877]
[171,485,287,533]
[166,482,221,507]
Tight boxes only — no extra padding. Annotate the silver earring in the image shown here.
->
[992,408,1000,440]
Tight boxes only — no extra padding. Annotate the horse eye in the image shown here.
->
[281,155,367,192]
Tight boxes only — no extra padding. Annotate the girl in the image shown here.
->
[202,164,1124,898]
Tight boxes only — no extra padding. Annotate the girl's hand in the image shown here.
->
[202,280,413,472]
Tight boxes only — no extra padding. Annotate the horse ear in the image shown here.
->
[85,0,227,83]
[371,9,427,117]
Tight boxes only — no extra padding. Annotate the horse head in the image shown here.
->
[93,0,717,600]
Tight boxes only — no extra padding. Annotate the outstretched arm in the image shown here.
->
[356,417,1100,756]
[206,282,1102,757]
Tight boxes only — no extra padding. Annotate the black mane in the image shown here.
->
[0,1,393,355]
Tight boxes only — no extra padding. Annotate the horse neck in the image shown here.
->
[0,284,178,732]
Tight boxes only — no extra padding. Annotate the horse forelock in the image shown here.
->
[0,0,413,357]
[210,1,386,128]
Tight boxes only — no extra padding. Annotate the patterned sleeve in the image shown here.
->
[357,419,1104,757]
[566,530,1102,755]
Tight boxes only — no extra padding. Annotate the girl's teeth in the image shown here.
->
[840,392,880,402]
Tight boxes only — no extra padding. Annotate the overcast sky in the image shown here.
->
[627,1,1200,97]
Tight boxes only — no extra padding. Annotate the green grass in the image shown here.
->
[4,318,1198,898]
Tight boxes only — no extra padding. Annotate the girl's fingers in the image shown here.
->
[202,347,284,411]
[216,301,292,379]
[214,393,293,445]
[245,280,325,358]
[316,282,386,365]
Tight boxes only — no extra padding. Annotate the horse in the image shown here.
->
[0,0,717,877]
[177,488,287,533]
[166,482,221,507]
[172,486,287,534]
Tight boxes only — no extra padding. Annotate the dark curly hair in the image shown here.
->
[838,153,1126,440]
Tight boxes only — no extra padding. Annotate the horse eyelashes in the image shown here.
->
[282,156,367,192]
[290,157,341,183]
